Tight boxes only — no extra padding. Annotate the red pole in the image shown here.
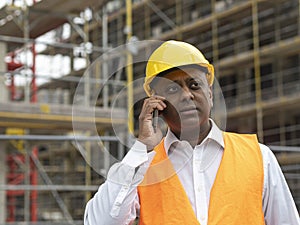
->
[30,147,38,221]
[10,75,15,101]
[6,157,15,222]
[31,44,37,103]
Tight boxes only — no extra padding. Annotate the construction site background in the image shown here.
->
[0,0,299,224]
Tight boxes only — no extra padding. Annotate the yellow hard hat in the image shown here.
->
[144,40,214,96]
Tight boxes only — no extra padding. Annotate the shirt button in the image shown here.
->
[197,186,203,192]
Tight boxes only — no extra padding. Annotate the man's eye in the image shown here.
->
[166,85,179,94]
[190,81,202,89]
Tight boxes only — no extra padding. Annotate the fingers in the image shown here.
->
[141,95,166,114]
[138,96,165,150]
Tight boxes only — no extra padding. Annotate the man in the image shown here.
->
[84,40,300,225]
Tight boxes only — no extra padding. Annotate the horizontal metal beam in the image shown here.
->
[0,221,83,225]
[0,70,126,86]
[0,34,110,52]
[0,134,119,141]
[269,145,300,152]
[0,184,98,191]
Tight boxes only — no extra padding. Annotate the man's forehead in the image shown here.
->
[149,65,208,89]
[159,68,207,82]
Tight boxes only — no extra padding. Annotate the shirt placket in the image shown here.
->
[193,145,208,225]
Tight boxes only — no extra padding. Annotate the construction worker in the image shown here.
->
[84,40,300,225]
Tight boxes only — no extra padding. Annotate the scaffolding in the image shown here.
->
[0,0,299,224]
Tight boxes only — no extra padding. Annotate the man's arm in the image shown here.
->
[84,141,155,225]
[84,95,166,225]
[261,144,300,225]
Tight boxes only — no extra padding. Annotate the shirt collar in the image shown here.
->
[164,119,225,153]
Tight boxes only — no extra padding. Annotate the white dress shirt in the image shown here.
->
[84,120,300,225]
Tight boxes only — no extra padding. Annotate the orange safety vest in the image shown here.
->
[137,132,265,225]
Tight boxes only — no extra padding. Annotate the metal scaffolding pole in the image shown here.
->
[29,151,75,225]
[84,11,90,107]
[0,142,6,223]
[126,0,134,136]
[102,7,109,108]
[270,145,300,152]
[24,143,30,222]
[0,135,119,141]
[0,185,99,191]
[298,0,300,35]
[144,4,151,39]
[23,3,30,103]
[146,0,177,30]
[175,0,182,40]
[0,34,108,52]
[84,132,92,202]
[252,0,264,142]
[211,0,221,126]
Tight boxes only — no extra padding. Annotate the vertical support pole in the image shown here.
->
[24,142,30,222]
[70,31,75,73]
[102,7,109,108]
[23,3,30,103]
[175,0,182,40]
[104,131,110,174]
[276,58,283,98]
[211,0,221,126]
[236,69,243,106]
[7,155,16,222]
[84,11,90,107]
[274,1,281,42]
[252,0,264,142]
[276,56,285,145]
[118,132,125,160]
[30,147,38,222]
[101,7,111,176]
[31,44,37,103]
[0,42,8,103]
[298,0,300,35]
[85,133,91,202]
[0,143,7,223]
[211,0,219,79]
[279,111,286,146]
[117,12,123,45]
[95,61,100,96]
[144,4,151,39]
[126,0,134,136]
[10,70,15,101]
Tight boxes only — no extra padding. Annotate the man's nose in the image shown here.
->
[181,86,194,100]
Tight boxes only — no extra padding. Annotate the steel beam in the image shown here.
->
[0,135,119,141]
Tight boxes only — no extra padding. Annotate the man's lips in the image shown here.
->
[179,107,198,114]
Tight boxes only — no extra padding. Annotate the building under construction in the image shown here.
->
[0,0,299,224]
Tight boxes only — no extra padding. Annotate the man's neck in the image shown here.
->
[172,121,212,147]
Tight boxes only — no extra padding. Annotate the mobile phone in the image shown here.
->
[153,109,159,133]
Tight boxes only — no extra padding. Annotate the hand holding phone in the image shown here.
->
[138,95,166,151]
[153,109,159,133]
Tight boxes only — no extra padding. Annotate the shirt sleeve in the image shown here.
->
[84,140,155,225]
[261,144,300,225]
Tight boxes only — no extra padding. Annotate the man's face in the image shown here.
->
[153,67,213,137]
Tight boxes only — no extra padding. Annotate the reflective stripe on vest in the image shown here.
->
[137,132,265,225]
